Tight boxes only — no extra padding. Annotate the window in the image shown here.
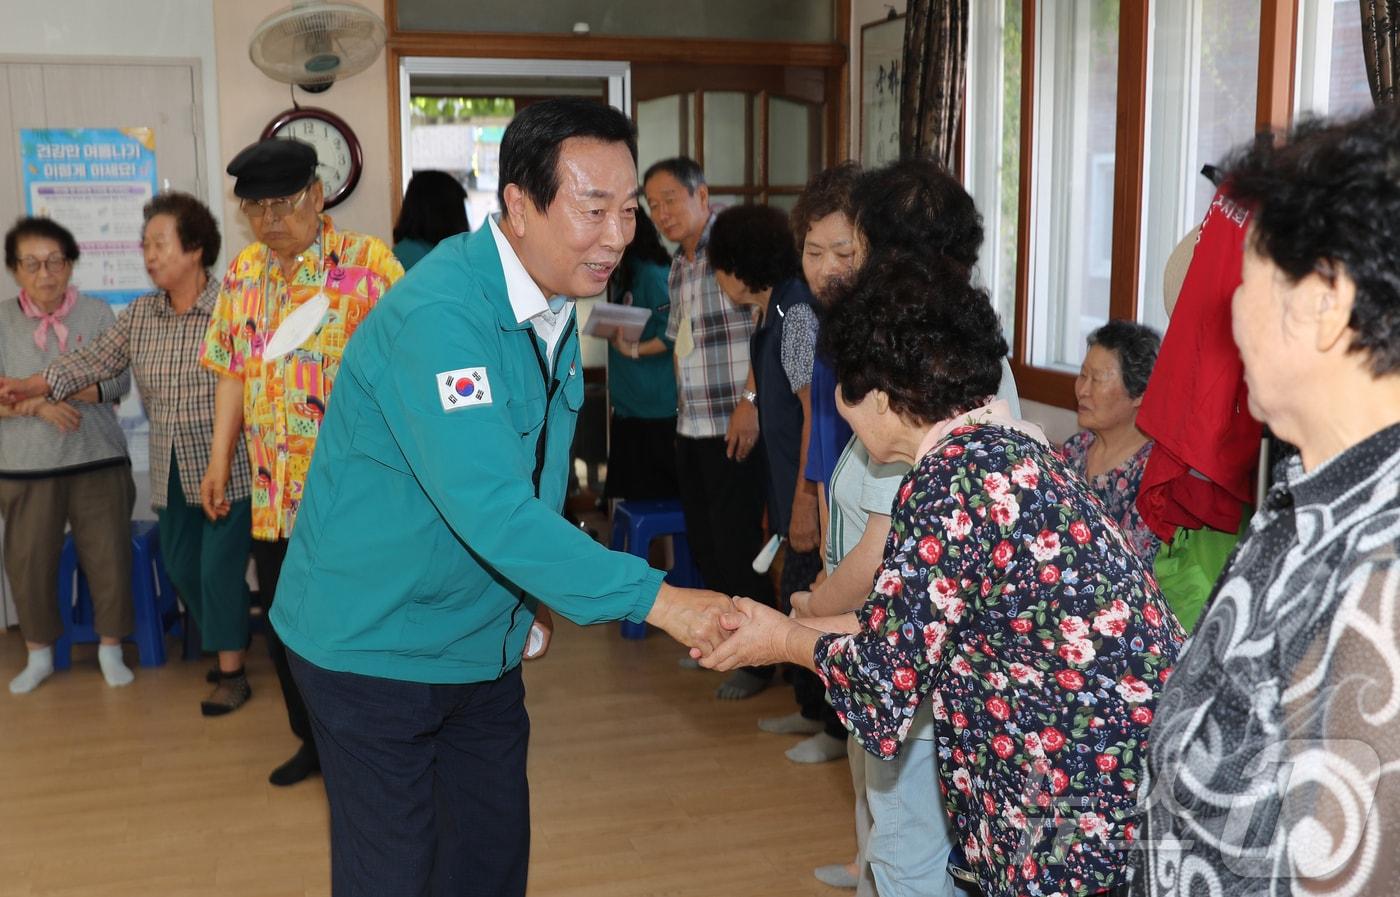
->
[1139,0,1261,333]
[965,0,1022,348]
[1024,0,1120,373]
[964,0,1296,408]
[1295,0,1374,117]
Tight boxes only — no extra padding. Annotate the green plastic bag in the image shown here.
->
[1152,510,1251,634]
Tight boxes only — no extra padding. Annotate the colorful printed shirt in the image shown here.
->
[1059,431,1160,563]
[815,424,1184,897]
[200,216,403,541]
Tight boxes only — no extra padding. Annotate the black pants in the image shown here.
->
[289,652,530,897]
[251,538,317,757]
[780,547,846,739]
[675,435,775,679]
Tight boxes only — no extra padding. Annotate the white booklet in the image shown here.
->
[581,303,653,342]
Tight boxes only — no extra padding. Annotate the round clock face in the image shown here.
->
[262,108,362,209]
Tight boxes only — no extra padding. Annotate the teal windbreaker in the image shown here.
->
[271,227,665,683]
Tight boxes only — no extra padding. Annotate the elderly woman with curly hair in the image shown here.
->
[700,252,1183,897]
[1136,106,1400,896]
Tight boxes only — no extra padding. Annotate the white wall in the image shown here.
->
[214,0,395,250]
[0,0,225,250]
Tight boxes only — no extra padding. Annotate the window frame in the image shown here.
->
[995,0,1297,410]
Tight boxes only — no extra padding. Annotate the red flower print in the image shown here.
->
[991,734,1016,758]
[943,444,965,458]
[1056,669,1086,691]
[952,712,969,730]
[869,606,887,630]
[892,667,917,691]
[1096,753,1119,772]
[1040,727,1067,752]
[1011,617,1033,634]
[917,535,944,564]
[1068,519,1092,545]
[983,793,997,816]
[1038,564,1061,585]
[898,481,913,505]
[873,570,902,597]
[833,668,849,688]
[1130,706,1154,725]
[992,540,1015,567]
[879,738,897,757]
[985,696,1011,720]
[1143,603,1162,628]
[1050,768,1069,794]
[1021,857,1038,881]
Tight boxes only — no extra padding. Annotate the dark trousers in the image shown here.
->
[674,435,773,602]
[251,539,316,756]
[156,453,252,652]
[289,652,530,897]
[675,435,775,678]
[779,546,846,739]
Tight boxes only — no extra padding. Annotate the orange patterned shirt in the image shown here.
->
[200,216,403,541]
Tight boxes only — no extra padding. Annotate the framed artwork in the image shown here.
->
[860,14,905,165]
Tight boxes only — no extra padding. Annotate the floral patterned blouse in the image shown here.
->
[1059,430,1159,563]
[815,423,1184,897]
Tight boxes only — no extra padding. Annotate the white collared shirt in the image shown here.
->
[488,216,575,368]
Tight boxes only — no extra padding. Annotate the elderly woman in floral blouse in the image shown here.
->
[699,253,1183,897]
[1061,320,1161,562]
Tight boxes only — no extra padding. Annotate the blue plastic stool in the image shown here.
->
[610,499,704,638]
[54,520,181,669]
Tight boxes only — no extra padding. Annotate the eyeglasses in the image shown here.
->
[240,186,311,221]
[1075,368,1121,385]
[16,255,70,274]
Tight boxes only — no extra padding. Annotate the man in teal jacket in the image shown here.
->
[271,99,732,897]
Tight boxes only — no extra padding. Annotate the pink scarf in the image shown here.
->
[18,286,78,352]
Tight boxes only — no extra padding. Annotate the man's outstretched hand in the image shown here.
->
[645,584,734,656]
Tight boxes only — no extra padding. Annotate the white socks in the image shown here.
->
[9,646,54,694]
[8,645,134,693]
[98,644,134,687]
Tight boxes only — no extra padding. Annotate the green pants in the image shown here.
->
[156,454,252,652]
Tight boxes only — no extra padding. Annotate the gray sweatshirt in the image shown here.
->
[0,294,129,476]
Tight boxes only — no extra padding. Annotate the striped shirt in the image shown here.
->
[45,278,250,509]
[665,212,756,439]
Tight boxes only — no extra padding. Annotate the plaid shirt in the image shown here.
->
[665,212,756,438]
[44,278,249,509]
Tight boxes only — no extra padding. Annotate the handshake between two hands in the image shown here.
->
[646,584,800,671]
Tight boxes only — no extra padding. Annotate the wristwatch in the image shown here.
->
[740,389,758,405]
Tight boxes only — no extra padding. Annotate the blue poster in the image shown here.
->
[19,127,158,475]
[20,127,159,306]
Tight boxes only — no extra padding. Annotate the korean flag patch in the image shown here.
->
[437,367,493,411]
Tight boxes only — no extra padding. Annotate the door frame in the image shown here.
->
[394,56,631,209]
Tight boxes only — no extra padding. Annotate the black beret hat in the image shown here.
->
[227,138,318,200]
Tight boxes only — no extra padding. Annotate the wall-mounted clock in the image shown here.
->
[261,107,362,209]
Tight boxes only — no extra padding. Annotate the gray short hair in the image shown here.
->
[1087,320,1161,398]
[642,157,706,194]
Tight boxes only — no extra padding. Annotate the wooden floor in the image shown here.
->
[0,618,857,897]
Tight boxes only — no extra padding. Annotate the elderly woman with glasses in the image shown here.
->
[1,194,257,715]
[1061,320,1162,562]
[0,216,135,694]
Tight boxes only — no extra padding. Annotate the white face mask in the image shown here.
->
[262,291,330,362]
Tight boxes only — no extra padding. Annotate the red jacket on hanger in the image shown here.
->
[1135,186,1261,541]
